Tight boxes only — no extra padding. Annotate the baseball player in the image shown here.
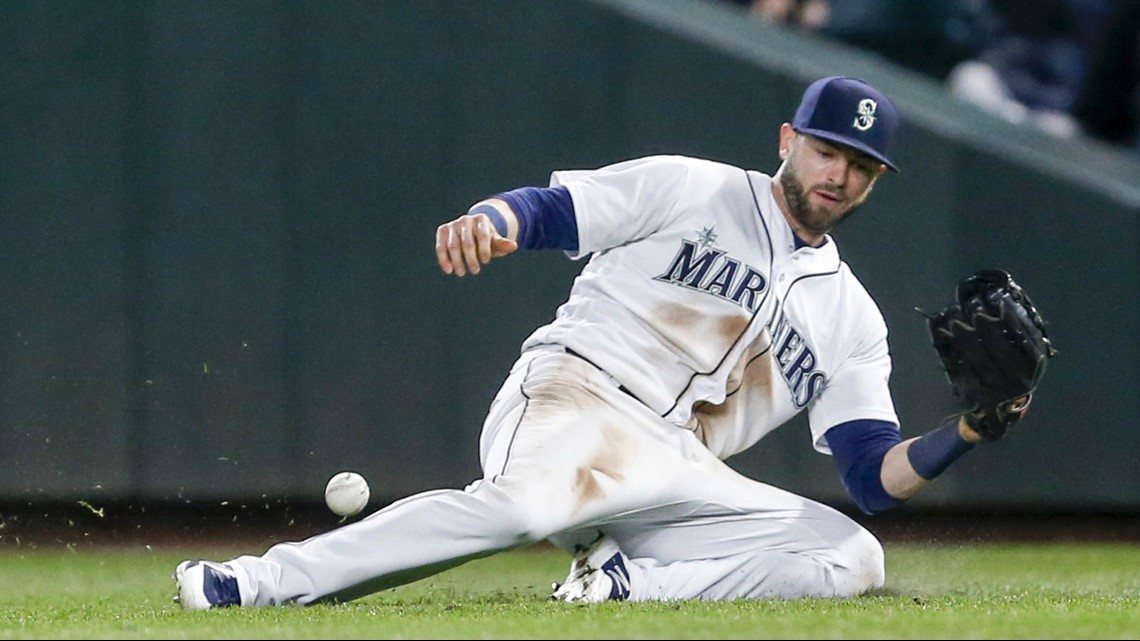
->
[174,76,995,607]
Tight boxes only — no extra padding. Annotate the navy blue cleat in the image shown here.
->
[600,552,632,601]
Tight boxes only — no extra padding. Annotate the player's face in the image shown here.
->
[778,130,884,236]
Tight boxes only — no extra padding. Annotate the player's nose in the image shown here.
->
[823,160,848,186]
[825,156,852,183]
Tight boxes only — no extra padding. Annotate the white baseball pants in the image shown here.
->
[226,346,884,605]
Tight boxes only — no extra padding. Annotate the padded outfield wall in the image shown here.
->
[0,0,1137,511]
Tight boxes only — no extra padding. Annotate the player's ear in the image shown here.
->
[777,123,796,159]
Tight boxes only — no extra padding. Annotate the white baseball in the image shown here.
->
[324,471,370,517]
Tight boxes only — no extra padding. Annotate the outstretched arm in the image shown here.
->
[435,185,580,277]
[826,416,984,514]
[435,198,519,277]
[831,269,1054,514]
[880,415,982,500]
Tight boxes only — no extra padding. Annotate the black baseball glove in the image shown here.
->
[926,269,1057,441]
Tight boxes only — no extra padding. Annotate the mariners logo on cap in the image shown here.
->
[853,98,877,131]
[792,76,901,172]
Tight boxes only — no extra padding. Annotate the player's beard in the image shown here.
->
[779,162,862,237]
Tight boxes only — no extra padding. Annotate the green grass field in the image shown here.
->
[2,541,1138,639]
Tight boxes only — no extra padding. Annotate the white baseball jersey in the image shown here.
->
[214,154,895,607]
[521,154,899,459]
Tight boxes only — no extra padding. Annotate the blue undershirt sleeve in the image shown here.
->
[824,419,904,515]
[493,186,578,251]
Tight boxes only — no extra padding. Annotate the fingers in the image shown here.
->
[1004,394,1032,413]
[435,221,477,276]
[491,236,519,257]
[435,214,506,276]
[435,224,457,275]
[474,219,494,266]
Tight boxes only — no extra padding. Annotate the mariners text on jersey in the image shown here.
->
[653,239,768,313]
[769,306,825,408]
[653,233,824,409]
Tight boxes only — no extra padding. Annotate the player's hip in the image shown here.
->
[479,346,705,479]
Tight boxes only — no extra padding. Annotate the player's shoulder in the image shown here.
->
[601,154,747,177]
[651,155,761,194]
[661,154,750,176]
[834,261,888,328]
[553,154,757,196]
[834,261,876,298]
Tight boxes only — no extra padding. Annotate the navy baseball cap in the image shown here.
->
[792,76,900,172]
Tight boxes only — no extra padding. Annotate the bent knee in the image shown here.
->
[833,527,885,597]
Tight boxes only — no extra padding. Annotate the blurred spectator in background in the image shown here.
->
[726,0,987,79]
[747,0,830,30]
[725,0,1137,149]
[1069,0,1140,154]
[944,0,1114,139]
